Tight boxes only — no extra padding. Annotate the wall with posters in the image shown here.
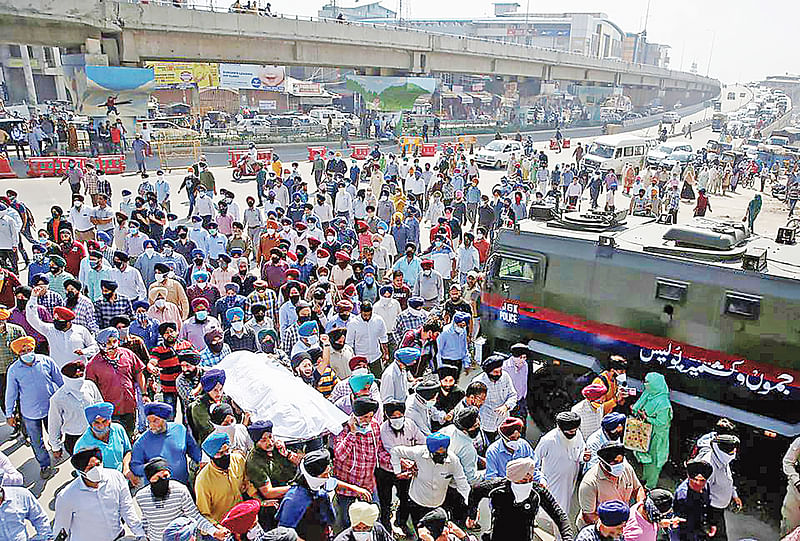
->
[219,64,286,91]
[345,75,436,112]
[146,61,220,89]
[64,65,154,117]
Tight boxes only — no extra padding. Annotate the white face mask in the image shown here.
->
[144,247,155,257]
[155,298,166,309]
[267,229,276,236]
[213,423,237,440]
[326,235,335,243]
[63,375,84,391]
[231,321,244,332]
[503,438,521,451]
[81,465,103,484]
[389,417,405,430]
[198,281,208,289]
[154,273,164,282]
[510,481,533,503]
[300,461,337,492]
[353,531,373,541]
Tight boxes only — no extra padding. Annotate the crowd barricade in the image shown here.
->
[549,139,560,150]
[457,134,477,154]
[308,146,328,162]
[350,144,370,160]
[562,138,571,149]
[421,143,437,157]
[0,155,16,179]
[96,154,126,174]
[230,148,275,167]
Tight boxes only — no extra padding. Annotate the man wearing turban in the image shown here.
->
[188,368,231,444]
[570,382,608,440]
[333,501,393,541]
[583,412,627,473]
[47,359,103,459]
[130,401,203,485]
[196,432,249,523]
[534,411,586,517]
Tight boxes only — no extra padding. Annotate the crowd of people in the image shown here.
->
[0,138,795,541]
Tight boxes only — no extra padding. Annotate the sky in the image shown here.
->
[211,0,797,83]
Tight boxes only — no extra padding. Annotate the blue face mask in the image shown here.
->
[195,310,208,322]
[365,276,374,286]
[20,352,35,364]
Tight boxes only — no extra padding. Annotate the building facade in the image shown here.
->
[0,44,68,105]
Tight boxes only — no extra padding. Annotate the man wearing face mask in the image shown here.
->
[74,401,133,476]
[437,312,471,379]
[376,400,424,534]
[200,328,232,367]
[592,355,631,415]
[188,270,221,312]
[196,432,249,523]
[577,442,645,530]
[186,247,212,286]
[622,488,676,540]
[79,249,113,302]
[390,432,471,525]
[414,260,444,309]
[27,288,99,368]
[672,459,715,541]
[695,434,741,540]
[379,347,421,404]
[405,376,440,436]
[485,417,540,482]
[5,335,62,479]
[150,262,190,319]
[132,238,162,286]
[334,501,394,541]
[574,499,630,541]
[160,238,189,277]
[209,402,252,454]
[333,396,386,529]
[471,353,517,443]
[180,297,221,351]
[224,306,258,352]
[48,360,103,459]
[572,383,609,442]
[94,279,134,329]
[346,301,389,377]
[247,279,280,328]
[440,406,483,487]
[535,411,586,518]
[57,226,87,278]
[109,251,147,301]
[53,446,145,541]
[583,413,627,473]
[45,252,75,299]
[130,402,202,485]
[136,457,227,541]
[431,365,464,431]
[466,457,574,541]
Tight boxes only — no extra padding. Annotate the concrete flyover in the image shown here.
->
[0,0,719,96]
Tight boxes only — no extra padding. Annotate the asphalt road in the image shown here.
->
[1,83,785,540]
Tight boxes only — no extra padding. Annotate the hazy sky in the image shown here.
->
[214,0,797,83]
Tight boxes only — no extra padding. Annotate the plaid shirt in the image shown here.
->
[0,323,27,373]
[94,295,134,329]
[176,370,203,409]
[37,290,64,315]
[246,290,279,326]
[66,295,100,334]
[394,310,427,341]
[281,323,300,356]
[199,344,232,367]
[84,171,99,194]
[223,328,258,352]
[333,419,390,496]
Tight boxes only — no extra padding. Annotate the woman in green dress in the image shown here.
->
[631,372,673,488]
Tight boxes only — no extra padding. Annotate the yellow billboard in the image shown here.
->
[146,62,220,89]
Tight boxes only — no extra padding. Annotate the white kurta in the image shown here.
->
[534,427,584,516]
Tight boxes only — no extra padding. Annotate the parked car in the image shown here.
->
[144,120,200,140]
[237,118,271,136]
[661,150,697,170]
[475,139,524,169]
[646,141,693,167]
[663,112,681,124]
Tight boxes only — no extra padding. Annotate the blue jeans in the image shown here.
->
[23,417,50,468]
[162,392,178,421]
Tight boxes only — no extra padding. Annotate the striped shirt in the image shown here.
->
[135,480,218,541]
[149,340,195,394]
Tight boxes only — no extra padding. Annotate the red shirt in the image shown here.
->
[60,241,87,277]
[333,418,390,496]
[149,340,194,394]
[86,347,144,415]
[0,269,21,308]
[473,238,491,265]
[110,127,122,144]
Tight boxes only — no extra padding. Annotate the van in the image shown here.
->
[308,108,349,129]
[582,134,648,173]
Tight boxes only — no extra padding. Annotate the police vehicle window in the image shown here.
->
[655,279,688,302]
[634,145,645,156]
[724,292,761,319]
[498,257,539,281]
[623,146,634,157]
[615,148,623,158]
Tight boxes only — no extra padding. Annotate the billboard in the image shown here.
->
[345,76,436,112]
[146,62,220,89]
[65,65,154,117]
[219,64,286,91]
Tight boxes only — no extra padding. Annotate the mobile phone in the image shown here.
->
[55,530,69,541]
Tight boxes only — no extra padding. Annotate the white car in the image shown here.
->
[237,118,271,136]
[663,112,681,124]
[475,139,524,169]
[646,141,693,167]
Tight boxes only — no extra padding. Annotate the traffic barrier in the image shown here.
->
[421,143,437,157]
[399,136,422,157]
[562,138,571,149]
[350,144,369,160]
[26,157,55,177]
[228,148,274,167]
[549,139,560,150]
[96,154,126,174]
[308,146,327,162]
[0,154,16,179]
[457,134,477,154]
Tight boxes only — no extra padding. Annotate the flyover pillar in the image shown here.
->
[18,44,37,106]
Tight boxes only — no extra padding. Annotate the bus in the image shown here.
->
[711,113,727,132]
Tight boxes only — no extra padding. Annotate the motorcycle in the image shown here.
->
[231,157,262,181]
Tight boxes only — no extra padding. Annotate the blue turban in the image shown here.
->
[31,273,49,285]
[144,401,173,420]
[85,401,114,423]
[143,239,157,249]
[379,285,393,296]
[96,327,119,345]
[349,373,374,393]
[426,432,451,453]
[601,412,627,433]
[597,500,630,526]
[162,517,196,541]
[200,368,226,392]
[226,307,245,322]
[202,432,230,457]
[193,270,210,282]
[408,297,424,310]
[247,420,274,442]
[97,231,112,243]
[363,265,375,275]
[224,282,240,293]
[191,249,205,258]
[394,347,421,366]
[453,311,471,324]
[298,321,318,337]
[132,300,149,311]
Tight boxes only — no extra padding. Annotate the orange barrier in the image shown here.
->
[350,144,369,160]
[549,139,560,150]
[228,148,274,167]
[96,154,126,174]
[0,155,17,179]
[308,146,328,162]
[562,138,571,149]
[421,143,437,157]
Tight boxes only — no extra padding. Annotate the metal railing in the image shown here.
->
[115,0,714,84]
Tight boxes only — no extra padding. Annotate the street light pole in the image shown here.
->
[706,31,715,77]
